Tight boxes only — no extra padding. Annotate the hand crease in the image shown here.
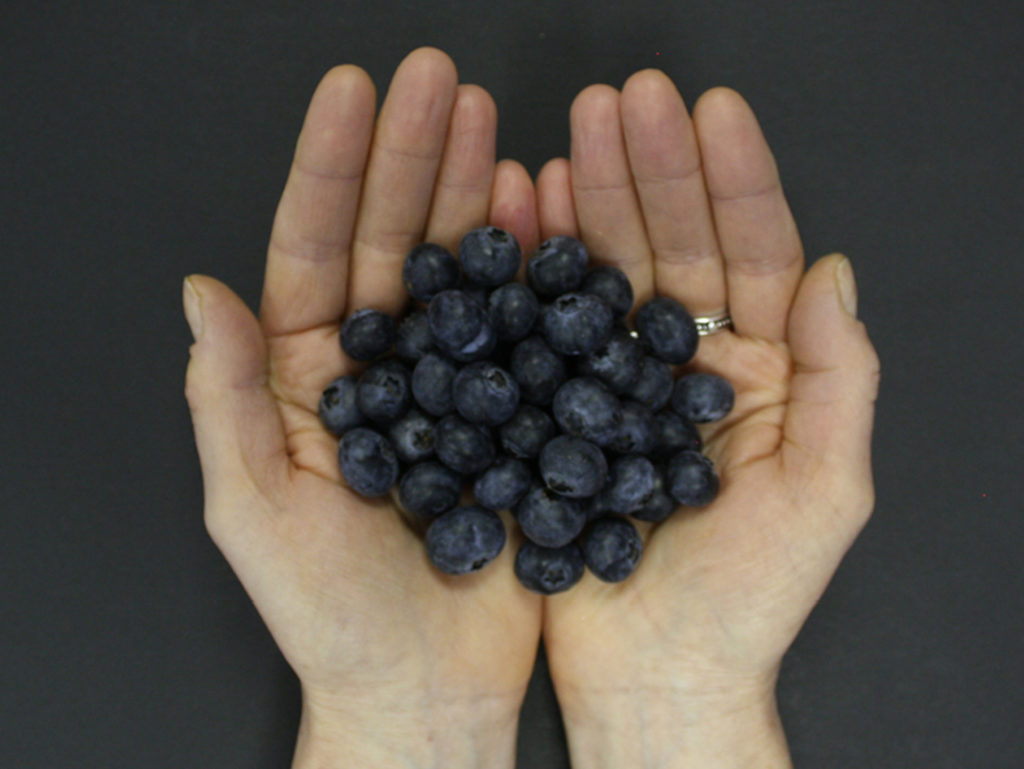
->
[291,159,365,184]
[709,179,780,205]
[635,159,704,187]
[269,231,350,264]
[374,139,445,164]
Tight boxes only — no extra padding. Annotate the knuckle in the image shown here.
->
[184,358,202,412]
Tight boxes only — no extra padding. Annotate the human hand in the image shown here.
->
[183,48,542,769]
[535,71,880,768]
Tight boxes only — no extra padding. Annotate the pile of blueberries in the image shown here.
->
[319,227,734,594]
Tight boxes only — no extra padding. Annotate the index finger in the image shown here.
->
[693,88,804,342]
[259,65,376,338]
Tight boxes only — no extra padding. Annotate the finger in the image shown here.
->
[694,87,804,342]
[184,276,291,539]
[620,70,727,317]
[347,47,458,316]
[782,254,880,536]
[260,65,376,337]
[536,157,578,241]
[570,85,655,304]
[489,158,540,263]
[423,84,498,252]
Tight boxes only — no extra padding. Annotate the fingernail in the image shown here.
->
[835,257,857,318]
[183,276,203,340]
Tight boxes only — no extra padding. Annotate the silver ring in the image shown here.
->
[693,310,733,336]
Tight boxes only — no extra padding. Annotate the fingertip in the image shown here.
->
[570,83,620,125]
[304,67,377,137]
[397,46,459,87]
[692,86,748,118]
[453,83,498,128]
[621,68,682,108]
[446,86,498,160]
[295,65,376,165]
[318,63,376,98]
[788,253,879,384]
[183,275,203,344]
[536,156,571,186]
[185,275,269,390]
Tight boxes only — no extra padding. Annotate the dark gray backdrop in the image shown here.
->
[3,0,1022,766]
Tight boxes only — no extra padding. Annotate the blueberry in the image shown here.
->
[398,461,463,519]
[671,373,735,423]
[387,408,436,464]
[434,414,496,475]
[552,377,623,447]
[515,484,587,548]
[460,282,490,308]
[630,465,676,523]
[318,375,364,435]
[651,409,702,458]
[428,289,496,361]
[488,282,540,342]
[581,265,633,320]
[665,449,719,507]
[510,335,568,406]
[473,456,533,511]
[575,327,643,393]
[338,427,400,497]
[425,505,507,575]
[514,541,586,594]
[339,308,397,362]
[395,310,435,364]
[356,358,412,423]
[538,435,608,499]
[582,492,609,522]
[598,455,656,515]
[458,226,522,287]
[634,296,699,364]
[608,400,656,455]
[411,352,457,417]
[624,355,674,412]
[582,517,643,582]
[499,405,556,459]
[527,235,590,298]
[452,361,520,427]
[540,292,614,356]
[403,242,461,302]
[450,319,498,363]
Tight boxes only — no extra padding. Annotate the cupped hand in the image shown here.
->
[183,48,542,765]
[536,72,880,763]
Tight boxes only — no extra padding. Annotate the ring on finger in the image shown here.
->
[693,309,733,336]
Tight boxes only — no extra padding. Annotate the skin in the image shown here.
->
[536,71,880,768]
[184,48,542,768]
[184,49,879,768]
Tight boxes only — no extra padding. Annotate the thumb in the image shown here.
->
[183,275,290,534]
[782,254,881,531]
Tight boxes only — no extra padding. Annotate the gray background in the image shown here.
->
[3,0,1022,766]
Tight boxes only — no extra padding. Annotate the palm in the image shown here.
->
[546,336,846,690]
[535,73,878,700]
[185,49,543,712]
[231,327,539,703]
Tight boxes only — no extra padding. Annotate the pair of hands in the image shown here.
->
[183,47,879,768]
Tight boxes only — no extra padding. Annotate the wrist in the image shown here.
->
[556,670,791,769]
[291,685,522,769]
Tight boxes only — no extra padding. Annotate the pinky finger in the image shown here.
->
[536,157,578,241]
[489,158,541,266]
